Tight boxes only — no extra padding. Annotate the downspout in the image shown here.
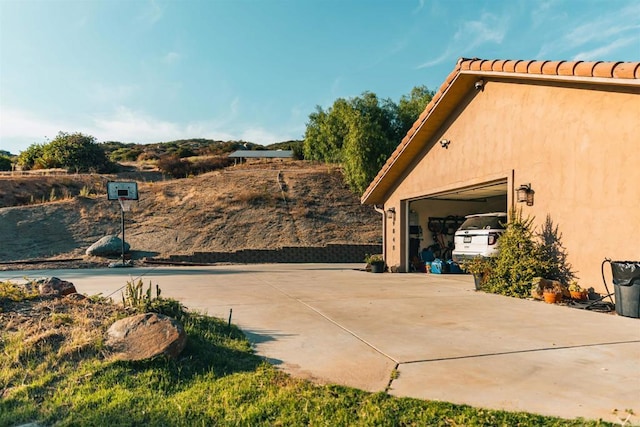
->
[374,205,386,261]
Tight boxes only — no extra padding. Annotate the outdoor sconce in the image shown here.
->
[440,139,450,149]
[386,207,396,221]
[516,183,534,206]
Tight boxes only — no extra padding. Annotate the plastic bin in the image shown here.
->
[430,259,443,274]
[610,261,640,318]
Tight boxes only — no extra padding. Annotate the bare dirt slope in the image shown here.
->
[0,162,380,265]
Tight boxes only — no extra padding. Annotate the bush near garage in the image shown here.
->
[481,210,552,298]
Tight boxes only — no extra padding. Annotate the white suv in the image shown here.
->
[452,212,507,262]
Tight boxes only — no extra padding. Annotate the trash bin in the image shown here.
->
[610,261,640,318]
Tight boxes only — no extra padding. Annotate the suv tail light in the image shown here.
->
[488,232,499,246]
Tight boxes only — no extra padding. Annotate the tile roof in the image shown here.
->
[360,58,640,205]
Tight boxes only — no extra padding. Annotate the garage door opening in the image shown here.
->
[406,180,508,272]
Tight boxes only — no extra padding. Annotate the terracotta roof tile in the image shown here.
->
[528,60,547,74]
[459,58,473,70]
[438,80,450,94]
[515,60,533,73]
[558,61,577,75]
[492,60,507,72]
[444,69,457,86]
[481,60,496,71]
[470,60,483,71]
[503,60,520,72]
[542,61,562,75]
[574,61,600,77]
[636,65,640,79]
[612,62,640,79]
[593,62,619,78]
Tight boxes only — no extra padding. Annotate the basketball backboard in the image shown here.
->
[107,181,139,201]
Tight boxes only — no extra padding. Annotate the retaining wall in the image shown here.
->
[151,244,382,264]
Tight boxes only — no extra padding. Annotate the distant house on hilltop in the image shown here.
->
[361,57,639,293]
[228,150,294,165]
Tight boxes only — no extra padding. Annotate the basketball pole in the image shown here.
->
[121,206,126,265]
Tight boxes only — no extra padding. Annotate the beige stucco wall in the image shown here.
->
[382,79,639,293]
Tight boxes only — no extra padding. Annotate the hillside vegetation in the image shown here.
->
[0,161,380,264]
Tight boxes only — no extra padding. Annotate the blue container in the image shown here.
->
[447,260,463,274]
[431,259,443,274]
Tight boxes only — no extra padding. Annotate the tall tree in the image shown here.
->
[341,92,399,194]
[396,85,434,137]
[303,86,432,194]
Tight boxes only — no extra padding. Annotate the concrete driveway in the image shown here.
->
[2,264,639,424]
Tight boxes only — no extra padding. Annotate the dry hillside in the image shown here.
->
[0,161,380,266]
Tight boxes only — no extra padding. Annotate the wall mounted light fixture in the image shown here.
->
[516,183,534,206]
[474,79,484,91]
[386,207,396,221]
[440,139,450,149]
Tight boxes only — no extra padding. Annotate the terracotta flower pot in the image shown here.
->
[570,290,587,301]
[543,291,561,304]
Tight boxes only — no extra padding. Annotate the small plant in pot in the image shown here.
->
[542,281,564,304]
[568,281,587,300]
[364,254,385,273]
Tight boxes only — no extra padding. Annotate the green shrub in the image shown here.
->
[109,147,143,162]
[537,214,576,284]
[122,279,186,319]
[157,155,192,178]
[482,210,549,298]
[17,143,44,170]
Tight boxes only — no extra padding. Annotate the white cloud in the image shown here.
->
[416,12,507,69]
[0,108,77,152]
[91,107,185,142]
[454,12,507,51]
[416,49,453,69]
[537,3,640,59]
[573,37,639,61]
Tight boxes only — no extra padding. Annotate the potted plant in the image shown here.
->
[543,281,564,304]
[568,281,587,300]
[460,256,492,290]
[364,254,385,273]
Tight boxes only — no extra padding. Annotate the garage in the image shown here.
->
[360,57,639,291]
[405,180,507,272]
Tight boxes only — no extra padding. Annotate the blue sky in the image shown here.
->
[1,0,638,154]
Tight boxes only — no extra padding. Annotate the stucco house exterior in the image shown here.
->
[361,58,639,293]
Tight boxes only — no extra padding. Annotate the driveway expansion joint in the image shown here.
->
[399,339,640,365]
[262,279,399,365]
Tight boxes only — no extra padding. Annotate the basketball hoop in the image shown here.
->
[106,181,139,268]
[118,197,135,212]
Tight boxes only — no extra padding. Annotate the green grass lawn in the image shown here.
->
[0,280,611,426]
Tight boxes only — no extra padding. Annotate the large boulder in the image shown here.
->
[106,313,187,361]
[36,277,77,297]
[86,235,130,257]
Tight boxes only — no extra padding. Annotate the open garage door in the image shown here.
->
[406,180,508,272]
